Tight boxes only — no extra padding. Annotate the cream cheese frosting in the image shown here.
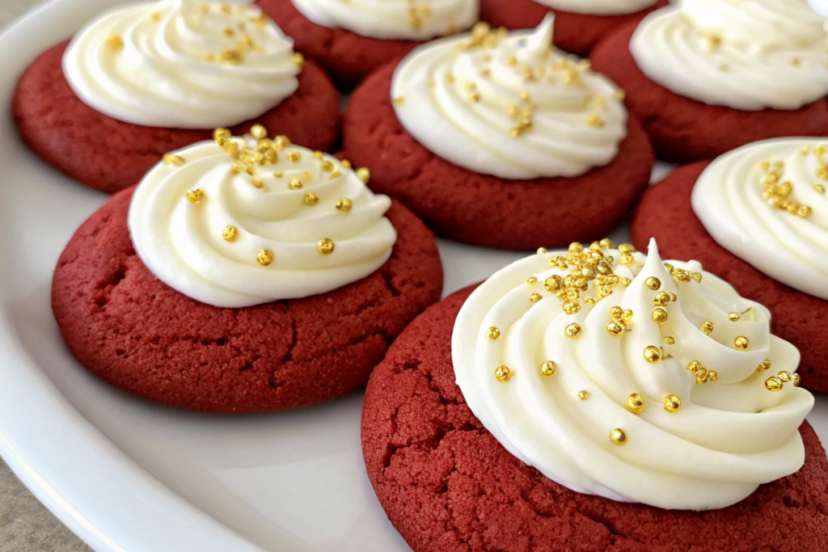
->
[809,0,828,16]
[63,0,301,128]
[391,16,628,180]
[453,238,813,510]
[532,0,657,16]
[290,0,478,40]
[129,128,397,308]
[692,138,828,301]
[630,0,828,111]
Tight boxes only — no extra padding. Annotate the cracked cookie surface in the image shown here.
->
[342,61,655,250]
[14,40,340,194]
[52,187,443,413]
[362,287,828,552]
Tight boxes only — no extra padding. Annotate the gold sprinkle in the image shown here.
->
[565,323,582,339]
[163,153,186,166]
[304,192,319,206]
[224,27,235,37]
[107,35,124,50]
[815,184,826,194]
[701,321,714,335]
[587,114,605,128]
[250,124,267,140]
[257,249,274,266]
[540,361,556,377]
[186,189,204,203]
[335,198,353,212]
[643,346,662,363]
[250,178,265,189]
[291,52,305,70]
[504,55,517,66]
[529,293,543,303]
[765,377,783,392]
[758,360,772,372]
[606,320,625,337]
[287,150,301,163]
[151,12,161,22]
[288,178,302,190]
[527,276,537,285]
[273,171,283,178]
[663,336,676,345]
[734,336,750,351]
[219,49,243,63]
[356,167,371,183]
[341,159,352,169]
[318,238,335,255]
[537,247,548,255]
[645,277,661,290]
[663,394,681,413]
[610,428,628,445]
[728,312,741,322]
[495,366,512,382]
[394,97,406,105]
[468,91,481,104]
[222,225,238,242]
[578,390,588,400]
[486,327,501,340]
[627,393,644,414]
[652,307,668,324]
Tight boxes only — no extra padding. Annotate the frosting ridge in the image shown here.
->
[692,138,828,301]
[453,238,813,510]
[129,128,397,307]
[391,16,628,180]
[630,0,828,110]
[532,0,657,16]
[63,0,301,128]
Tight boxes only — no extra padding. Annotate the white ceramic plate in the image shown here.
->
[1,2,827,551]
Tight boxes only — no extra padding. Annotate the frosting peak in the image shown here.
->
[391,16,628,180]
[630,0,828,110]
[63,0,301,128]
[453,238,813,510]
[128,128,397,307]
[692,138,828,300]
[532,0,657,16]
[291,0,478,40]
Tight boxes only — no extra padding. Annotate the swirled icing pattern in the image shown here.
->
[129,131,397,308]
[453,239,813,510]
[810,0,828,16]
[291,0,478,40]
[63,0,301,128]
[630,0,828,110]
[533,0,657,16]
[692,138,828,301]
[391,16,628,179]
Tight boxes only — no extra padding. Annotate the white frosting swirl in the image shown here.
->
[391,16,628,180]
[810,0,828,16]
[692,138,828,301]
[63,0,300,128]
[290,0,478,40]
[630,0,828,111]
[129,136,397,308]
[453,239,813,510]
[532,0,657,16]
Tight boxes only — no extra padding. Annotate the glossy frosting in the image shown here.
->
[630,0,828,110]
[391,16,628,180]
[63,0,300,128]
[453,239,813,510]
[533,0,657,16]
[291,0,478,40]
[129,131,396,307]
[692,138,828,301]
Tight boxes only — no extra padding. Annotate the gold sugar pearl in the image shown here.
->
[651,307,668,324]
[815,184,825,194]
[663,336,676,345]
[486,327,501,340]
[653,292,671,306]
[530,293,543,303]
[643,346,662,363]
[621,309,633,323]
[610,428,628,446]
[291,52,305,70]
[663,394,681,413]
[598,238,614,250]
[163,153,186,166]
[617,243,635,253]
[562,300,579,314]
[288,178,303,190]
[341,159,352,169]
[335,198,353,212]
[393,97,405,105]
[219,49,243,63]
[287,150,301,163]
[356,167,371,183]
[757,359,772,371]
[222,225,238,242]
[606,320,625,337]
[540,361,557,377]
[701,321,714,335]
[317,238,335,255]
[578,390,589,400]
[273,171,283,178]
[793,373,801,387]
[274,135,291,150]
[214,127,231,145]
[304,192,319,206]
[669,292,677,302]
[734,336,750,351]
[257,249,274,266]
[565,323,582,339]
[765,376,783,392]
[250,124,267,140]
[495,366,512,382]
[609,306,623,319]
[527,276,537,285]
[250,178,265,189]
[107,34,124,50]
[320,160,335,172]
[645,277,661,290]
[778,371,793,383]
[537,247,548,255]
[728,312,740,322]
[186,189,204,203]
[627,393,644,414]
[708,371,719,382]
[544,275,563,292]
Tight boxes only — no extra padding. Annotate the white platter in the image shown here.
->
[1,1,827,551]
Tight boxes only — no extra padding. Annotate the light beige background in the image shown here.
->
[0,5,92,552]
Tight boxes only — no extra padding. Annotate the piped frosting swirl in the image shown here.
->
[391,16,628,180]
[532,0,657,16]
[453,238,813,510]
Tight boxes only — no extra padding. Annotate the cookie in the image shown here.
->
[255,0,423,87]
[52,187,443,413]
[14,40,340,194]
[343,60,654,250]
[630,162,828,393]
[479,0,667,56]
[591,23,828,163]
[362,287,828,552]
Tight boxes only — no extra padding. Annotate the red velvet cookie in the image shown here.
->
[256,0,423,87]
[630,162,828,393]
[52,187,443,413]
[14,40,340,194]
[480,0,667,56]
[590,24,828,163]
[342,61,654,251]
[362,287,828,552]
